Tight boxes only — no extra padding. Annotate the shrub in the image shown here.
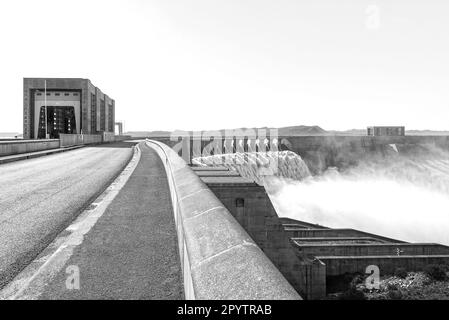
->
[394,267,408,279]
[424,264,448,281]
[350,274,364,286]
[387,289,403,300]
[339,286,366,300]
[386,283,398,291]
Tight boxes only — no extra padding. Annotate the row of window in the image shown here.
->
[91,94,97,133]
[108,104,114,132]
[36,92,79,96]
[91,96,113,132]
[100,99,106,131]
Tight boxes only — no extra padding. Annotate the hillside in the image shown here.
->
[278,125,327,135]
[126,125,328,137]
[126,126,449,138]
[125,131,171,137]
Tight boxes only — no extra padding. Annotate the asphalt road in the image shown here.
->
[38,143,183,299]
[0,142,135,288]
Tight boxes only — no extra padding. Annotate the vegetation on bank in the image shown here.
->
[328,264,449,300]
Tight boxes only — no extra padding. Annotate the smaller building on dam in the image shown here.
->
[23,78,115,139]
[367,126,405,136]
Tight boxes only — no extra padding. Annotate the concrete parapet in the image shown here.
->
[114,135,132,141]
[103,132,131,142]
[145,139,301,300]
[319,255,449,276]
[295,243,449,257]
[103,132,116,143]
[59,134,102,147]
[0,134,132,158]
[59,134,131,147]
[285,228,404,243]
[291,237,386,244]
[0,139,60,157]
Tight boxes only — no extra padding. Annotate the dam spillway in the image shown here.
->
[193,144,449,245]
[192,150,311,185]
[191,147,449,298]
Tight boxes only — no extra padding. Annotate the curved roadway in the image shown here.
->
[0,142,135,288]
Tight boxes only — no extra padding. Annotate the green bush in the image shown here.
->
[424,264,448,281]
[394,267,408,279]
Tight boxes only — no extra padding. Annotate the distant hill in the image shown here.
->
[125,131,171,137]
[328,129,366,136]
[0,132,22,139]
[126,127,449,138]
[126,125,328,137]
[329,129,449,136]
[278,125,327,136]
[406,130,449,136]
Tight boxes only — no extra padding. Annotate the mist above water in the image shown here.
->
[194,146,449,245]
[266,149,449,245]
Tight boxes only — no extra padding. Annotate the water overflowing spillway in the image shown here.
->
[192,151,312,185]
[193,148,449,245]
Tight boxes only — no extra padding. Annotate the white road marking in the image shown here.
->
[0,145,142,300]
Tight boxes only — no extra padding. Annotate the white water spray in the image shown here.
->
[194,149,449,245]
[193,151,311,185]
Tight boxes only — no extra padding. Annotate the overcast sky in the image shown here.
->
[0,0,448,133]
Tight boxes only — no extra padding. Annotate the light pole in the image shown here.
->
[44,80,49,139]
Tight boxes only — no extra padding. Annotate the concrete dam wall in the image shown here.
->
[281,135,449,174]
[152,134,449,174]
[190,136,449,298]
[191,141,449,245]
[152,134,449,298]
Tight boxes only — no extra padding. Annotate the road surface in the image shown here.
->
[0,142,135,288]
[38,143,183,299]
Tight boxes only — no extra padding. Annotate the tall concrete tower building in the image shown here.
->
[23,78,115,139]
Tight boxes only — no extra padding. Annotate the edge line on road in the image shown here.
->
[0,144,142,300]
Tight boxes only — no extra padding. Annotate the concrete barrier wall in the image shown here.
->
[0,139,60,157]
[0,134,132,157]
[285,228,404,243]
[145,139,301,300]
[61,133,131,146]
[113,135,132,142]
[108,135,132,142]
[150,135,449,174]
[320,255,449,276]
[296,243,449,257]
[59,134,102,147]
[103,132,116,143]
[103,132,131,142]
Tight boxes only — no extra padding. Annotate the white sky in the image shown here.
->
[0,0,448,133]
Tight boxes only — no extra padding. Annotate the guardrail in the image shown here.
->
[0,139,60,157]
[0,135,133,157]
[145,139,301,300]
[60,134,132,147]
[59,134,103,147]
